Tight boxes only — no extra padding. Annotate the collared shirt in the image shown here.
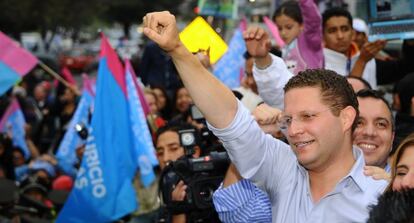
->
[208,101,388,223]
[323,47,377,89]
[213,179,272,223]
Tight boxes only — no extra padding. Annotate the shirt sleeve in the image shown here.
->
[213,179,272,223]
[253,54,293,110]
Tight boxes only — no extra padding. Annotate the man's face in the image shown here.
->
[323,16,354,55]
[156,130,185,170]
[353,97,394,167]
[283,87,349,170]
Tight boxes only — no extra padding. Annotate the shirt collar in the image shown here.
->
[345,147,368,192]
[296,147,370,192]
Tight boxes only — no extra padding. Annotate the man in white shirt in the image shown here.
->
[322,7,385,89]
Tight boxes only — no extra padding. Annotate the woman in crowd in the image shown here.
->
[151,85,172,120]
[388,133,414,191]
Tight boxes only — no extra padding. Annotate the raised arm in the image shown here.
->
[143,11,237,128]
[349,40,387,78]
[244,27,293,109]
[299,0,322,49]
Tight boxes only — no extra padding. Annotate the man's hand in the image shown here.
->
[252,103,281,125]
[142,11,181,52]
[172,180,187,201]
[252,103,283,138]
[359,40,387,62]
[364,165,390,181]
[243,26,271,58]
[350,39,387,77]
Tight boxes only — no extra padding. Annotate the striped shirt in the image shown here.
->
[213,179,272,223]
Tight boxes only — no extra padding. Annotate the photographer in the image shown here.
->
[157,118,231,223]
[155,123,201,223]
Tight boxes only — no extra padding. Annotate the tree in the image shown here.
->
[0,0,104,49]
[103,0,187,38]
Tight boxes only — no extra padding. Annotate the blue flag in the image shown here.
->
[0,98,30,159]
[125,60,157,188]
[55,88,94,178]
[213,29,246,89]
[57,34,137,222]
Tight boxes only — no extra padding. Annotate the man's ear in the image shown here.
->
[340,106,357,132]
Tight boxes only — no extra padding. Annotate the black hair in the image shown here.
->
[0,134,15,180]
[395,72,414,114]
[272,1,303,24]
[155,123,199,146]
[150,84,173,120]
[367,189,414,223]
[322,7,353,31]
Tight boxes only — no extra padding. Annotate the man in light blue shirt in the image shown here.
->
[142,11,388,223]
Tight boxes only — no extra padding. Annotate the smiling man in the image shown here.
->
[353,89,395,171]
[142,11,388,222]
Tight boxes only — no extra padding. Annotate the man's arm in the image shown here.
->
[243,27,293,109]
[213,165,272,223]
[253,54,293,109]
[349,40,386,78]
[143,12,237,129]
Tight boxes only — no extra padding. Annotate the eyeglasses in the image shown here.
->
[278,108,332,133]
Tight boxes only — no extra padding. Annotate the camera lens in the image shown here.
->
[198,184,214,202]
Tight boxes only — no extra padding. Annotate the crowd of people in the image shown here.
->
[1,0,414,222]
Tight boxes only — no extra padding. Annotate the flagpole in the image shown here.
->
[37,61,81,95]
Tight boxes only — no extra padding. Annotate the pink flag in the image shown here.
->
[61,67,76,85]
[124,60,150,116]
[0,32,38,76]
[0,32,38,95]
[239,17,248,32]
[263,16,285,48]
[82,73,95,97]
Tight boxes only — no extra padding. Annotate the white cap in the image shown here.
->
[353,18,369,35]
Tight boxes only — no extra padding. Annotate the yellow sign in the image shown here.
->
[179,16,228,64]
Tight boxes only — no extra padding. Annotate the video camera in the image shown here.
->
[188,104,223,153]
[159,127,230,222]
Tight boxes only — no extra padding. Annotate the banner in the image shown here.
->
[125,60,157,187]
[55,76,94,178]
[180,16,228,64]
[0,98,30,159]
[213,29,246,89]
[0,32,37,95]
[57,34,137,222]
